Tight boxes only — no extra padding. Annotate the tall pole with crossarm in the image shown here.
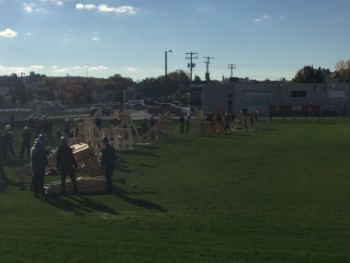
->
[165,50,172,103]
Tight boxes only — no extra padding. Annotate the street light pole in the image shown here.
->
[165,50,172,103]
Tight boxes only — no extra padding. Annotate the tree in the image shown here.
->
[10,74,27,105]
[292,66,324,83]
[333,59,350,80]
[35,77,59,100]
[138,77,164,99]
[193,75,202,83]
[64,81,91,104]
[137,70,191,101]
[168,70,191,93]
[106,74,134,101]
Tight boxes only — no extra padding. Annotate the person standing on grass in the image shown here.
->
[30,139,48,198]
[101,136,116,193]
[179,114,185,133]
[3,124,16,158]
[186,114,191,133]
[20,126,31,160]
[56,136,78,195]
[0,137,8,183]
[41,116,53,144]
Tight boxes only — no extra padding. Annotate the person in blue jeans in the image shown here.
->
[100,136,116,193]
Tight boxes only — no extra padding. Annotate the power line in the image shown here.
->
[185,52,198,81]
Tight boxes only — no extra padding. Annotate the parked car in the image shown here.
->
[33,101,65,112]
[129,103,147,110]
[170,101,182,106]
[89,106,112,116]
[147,103,184,116]
[105,102,121,109]
[50,101,66,111]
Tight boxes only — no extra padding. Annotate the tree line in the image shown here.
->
[1,59,350,106]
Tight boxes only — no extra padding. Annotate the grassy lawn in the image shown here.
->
[1,119,350,262]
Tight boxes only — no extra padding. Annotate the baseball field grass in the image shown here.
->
[1,119,350,262]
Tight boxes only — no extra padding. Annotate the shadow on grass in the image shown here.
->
[132,149,158,157]
[178,139,195,143]
[3,176,21,188]
[114,186,167,212]
[117,156,155,173]
[117,157,134,173]
[45,194,118,217]
[4,158,28,169]
[0,178,8,192]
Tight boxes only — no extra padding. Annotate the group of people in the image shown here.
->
[30,133,116,198]
[29,115,53,144]
[1,113,118,198]
[17,115,53,161]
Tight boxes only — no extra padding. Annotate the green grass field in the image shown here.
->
[1,119,350,262]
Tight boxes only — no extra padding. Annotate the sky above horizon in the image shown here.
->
[0,0,349,82]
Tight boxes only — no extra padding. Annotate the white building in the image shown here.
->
[190,78,350,117]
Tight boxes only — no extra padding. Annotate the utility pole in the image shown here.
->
[203,56,214,81]
[228,64,236,78]
[185,52,198,81]
[164,50,172,103]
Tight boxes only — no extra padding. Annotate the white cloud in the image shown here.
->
[30,65,45,70]
[10,67,26,73]
[89,65,108,71]
[0,65,45,75]
[40,0,68,5]
[0,28,18,38]
[52,66,68,74]
[76,3,136,14]
[122,67,137,72]
[23,3,34,13]
[52,65,108,75]
[92,37,99,41]
[23,2,46,13]
[254,14,269,23]
[76,3,96,10]
[0,66,25,75]
[100,5,136,14]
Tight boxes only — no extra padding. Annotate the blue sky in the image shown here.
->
[0,0,349,81]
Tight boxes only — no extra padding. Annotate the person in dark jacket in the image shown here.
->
[56,136,78,194]
[179,114,185,133]
[101,136,116,193]
[41,116,53,144]
[0,137,8,184]
[30,139,48,198]
[20,126,31,160]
